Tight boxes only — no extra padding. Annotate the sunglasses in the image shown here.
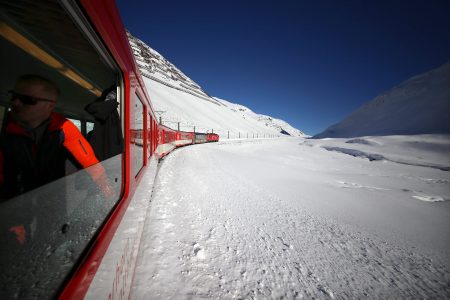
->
[8,90,56,105]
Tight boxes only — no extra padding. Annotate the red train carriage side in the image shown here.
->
[207,133,220,142]
[176,131,195,144]
[0,0,219,299]
[193,132,220,144]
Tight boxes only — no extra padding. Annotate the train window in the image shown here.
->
[0,1,123,298]
[147,113,152,158]
[87,121,94,136]
[0,105,5,132]
[134,93,144,176]
[69,118,82,132]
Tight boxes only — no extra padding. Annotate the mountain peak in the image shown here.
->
[127,32,306,137]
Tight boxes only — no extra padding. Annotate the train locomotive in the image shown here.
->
[0,0,218,299]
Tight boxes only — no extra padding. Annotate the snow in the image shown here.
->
[143,76,304,139]
[131,136,450,299]
[128,32,306,138]
[122,30,450,298]
[215,97,305,137]
[315,61,450,138]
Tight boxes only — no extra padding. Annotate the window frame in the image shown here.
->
[0,1,127,298]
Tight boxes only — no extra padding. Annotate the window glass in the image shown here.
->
[0,1,123,298]
[147,114,152,158]
[86,121,94,135]
[134,94,144,176]
[69,118,82,132]
[0,105,5,132]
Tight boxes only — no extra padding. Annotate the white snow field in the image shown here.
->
[124,32,450,299]
[131,136,450,299]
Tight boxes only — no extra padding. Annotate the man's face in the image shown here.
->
[10,81,56,127]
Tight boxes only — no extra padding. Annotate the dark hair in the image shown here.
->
[16,74,61,98]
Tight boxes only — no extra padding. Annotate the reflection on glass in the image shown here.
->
[0,155,122,299]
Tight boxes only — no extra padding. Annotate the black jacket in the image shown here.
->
[85,90,123,161]
[0,112,99,200]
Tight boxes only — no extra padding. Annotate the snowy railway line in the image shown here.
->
[132,137,450,299]
[2,1,448,298]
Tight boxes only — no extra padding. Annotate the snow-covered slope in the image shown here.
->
[215,98,305,137]
[315,61,450,138]
[127,32,306,137]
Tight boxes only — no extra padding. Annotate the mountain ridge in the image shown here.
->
[127,32,306,137]
[315,61,450,138]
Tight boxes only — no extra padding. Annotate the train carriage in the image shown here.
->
[0,0,218,299]
[207,133,220,142]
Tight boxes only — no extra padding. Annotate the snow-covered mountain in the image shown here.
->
[315,61,450,138]
[127,32,306,137]
[214,98,305,137]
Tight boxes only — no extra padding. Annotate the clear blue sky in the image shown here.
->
[116,0,450,135]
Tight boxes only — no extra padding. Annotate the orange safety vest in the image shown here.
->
[0,112,105,200]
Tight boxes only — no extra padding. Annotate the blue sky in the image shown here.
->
[116,0,450,135]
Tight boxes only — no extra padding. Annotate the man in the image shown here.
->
[0,74,108,199]
[0,74,112,243]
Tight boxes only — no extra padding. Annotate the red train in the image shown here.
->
[0,0,218,299]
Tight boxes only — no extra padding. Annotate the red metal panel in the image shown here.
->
[59,1,221,298]
[59,1,136,299]
[80,0,136,86]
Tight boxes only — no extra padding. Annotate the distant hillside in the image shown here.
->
[216,98,305,137]
[127,32,306,137]
[315,61,450,138]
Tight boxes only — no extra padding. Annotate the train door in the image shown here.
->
[133,93,144,177]
[0,1,124,298]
